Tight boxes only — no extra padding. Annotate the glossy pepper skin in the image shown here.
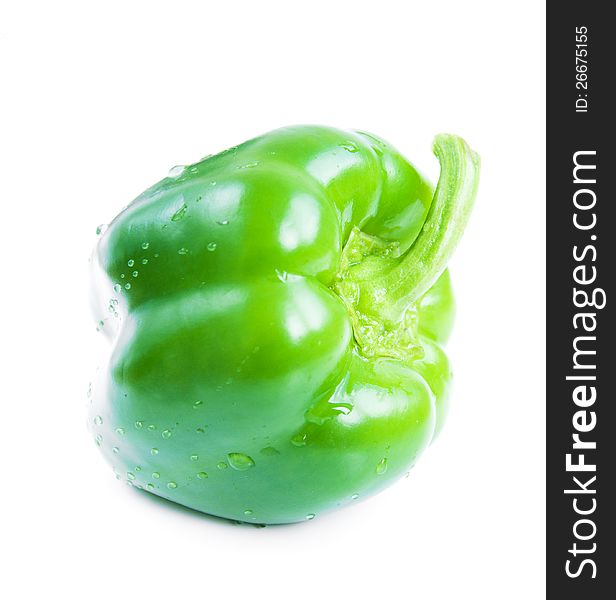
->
[89,126,479,524]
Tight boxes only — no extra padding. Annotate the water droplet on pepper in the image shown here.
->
[171,204,188,222]
[227,453,255,471]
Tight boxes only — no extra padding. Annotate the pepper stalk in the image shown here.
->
[334,134,480,358]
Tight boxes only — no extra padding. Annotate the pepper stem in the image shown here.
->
[388,134,479,300]
[343,134,480,327]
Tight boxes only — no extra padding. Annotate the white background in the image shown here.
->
[1,1,545,598]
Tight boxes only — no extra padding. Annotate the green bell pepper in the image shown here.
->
[88,126,479,524]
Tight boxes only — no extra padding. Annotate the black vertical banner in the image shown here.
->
[547,2,614,598]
